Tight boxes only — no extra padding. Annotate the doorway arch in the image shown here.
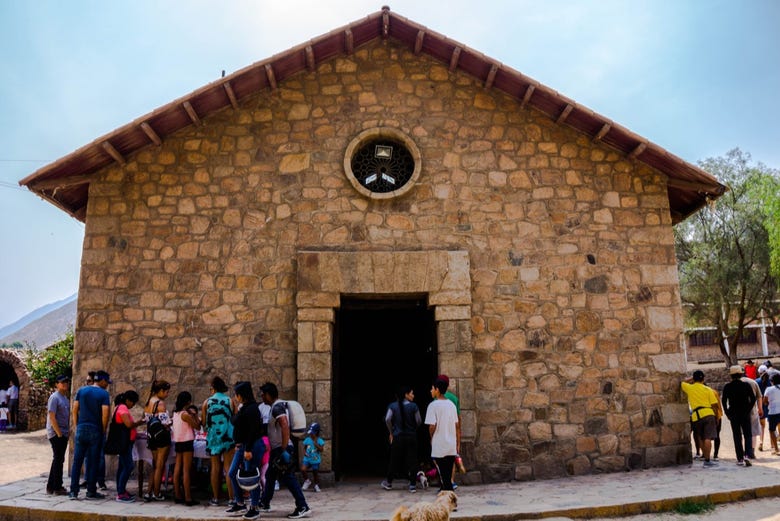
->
[0,349,33,430]
[295,250,476,481]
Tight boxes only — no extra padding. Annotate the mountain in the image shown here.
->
[0,295,77,349]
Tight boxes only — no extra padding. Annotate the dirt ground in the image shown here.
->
[0,428,65,485]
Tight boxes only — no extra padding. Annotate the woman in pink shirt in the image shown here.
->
[172,391,201,506]
[114,391,144,502]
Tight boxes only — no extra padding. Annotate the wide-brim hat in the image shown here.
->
[729,365,744,376]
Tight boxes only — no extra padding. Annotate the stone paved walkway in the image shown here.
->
[2,423,780,520]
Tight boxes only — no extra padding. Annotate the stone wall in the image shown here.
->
[74,39,689,481]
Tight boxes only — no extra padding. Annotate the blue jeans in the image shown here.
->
[261,447,308,510]
[70,424,103,495]
[228,439,266,507]
[116,445,134,495]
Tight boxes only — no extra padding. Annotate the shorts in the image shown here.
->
[768,413,780,433]
[175,440,194,453]
[302,458,320,471]
[692,415,718,441]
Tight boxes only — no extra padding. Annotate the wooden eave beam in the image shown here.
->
[140,122,162,146]
[30,173,93,190]
[414,30,425,55]
[449,46,462,72]
[593,123,611,142]
[667,177,727,195]
[381,7,390,38]
[305,45,316,71]
[485,64,499,90]
[344,29,354,54]
[264,64,277,90]
[628,142,647,159]
[101,141,126,166]
[556,104,574,124]
[182,101,201,126]
[223,81,239,110]
[520,84,535,109]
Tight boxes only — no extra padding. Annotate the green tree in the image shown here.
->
[675,149,776,366]
[25,330,74,387]
[753,171,780,349]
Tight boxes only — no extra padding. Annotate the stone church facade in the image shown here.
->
[21,9,726,482]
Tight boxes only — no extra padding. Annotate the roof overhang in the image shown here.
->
[19,7,726,224]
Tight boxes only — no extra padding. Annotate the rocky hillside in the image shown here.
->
[0,299,77,350]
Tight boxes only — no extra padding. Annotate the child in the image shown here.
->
[172,391,201,506]
[300,422,325,492]
[0,402,7,431]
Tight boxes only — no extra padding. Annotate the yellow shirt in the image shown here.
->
[681,381,717,421]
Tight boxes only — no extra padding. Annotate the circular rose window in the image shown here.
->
[344,128,422,199]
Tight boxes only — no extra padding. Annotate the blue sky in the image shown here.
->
[0,0,778,330]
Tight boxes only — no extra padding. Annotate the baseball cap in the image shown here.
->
[55,375,70,383]
[94,370,112,384]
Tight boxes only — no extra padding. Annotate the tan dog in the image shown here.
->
[390,490,458,521]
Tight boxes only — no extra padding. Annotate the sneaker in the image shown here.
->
[693,454,701,460]
[116,492,135,503]
[68,492,78,500]
[243,508,260,519]
[99,483,108,491]
[452,482,458,490]
[745,459,753,467]
[381,480,392,490]
[274,482,280,491]
[313,484,321,493]
[226,503,247,515]
[703,460,718,467]
[154,493,165,501]
[143,493,155,502]
[258,503,271,512]
[713,457,719,462]
[208,498,220,506]
[85,492,106,500]
[287,506,312,519]
[301,479,311,490]
[408,485,416,493]
[737,460,745,466]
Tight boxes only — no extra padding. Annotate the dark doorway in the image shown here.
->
[333,296,437,481]
[0,363,17,390]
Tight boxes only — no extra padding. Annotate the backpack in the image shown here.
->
[146,401,171,449]
[283,400,307,438]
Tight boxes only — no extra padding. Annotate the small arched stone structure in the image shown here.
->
[0,349,39,430]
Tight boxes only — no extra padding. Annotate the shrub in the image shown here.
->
[26,330,74,387]
[674,499,715,515]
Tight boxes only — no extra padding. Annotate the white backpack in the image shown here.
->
[283,400,307,438]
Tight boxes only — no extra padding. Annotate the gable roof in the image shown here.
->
[19,7,725,224]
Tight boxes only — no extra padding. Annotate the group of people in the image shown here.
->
[381,374,462,494]
[0,380,19,431]
[682,359,780,468]
[45,372,313,519]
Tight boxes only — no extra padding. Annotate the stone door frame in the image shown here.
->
[295,250,475,471]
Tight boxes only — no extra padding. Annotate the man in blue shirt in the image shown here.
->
[69,370,111,500]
